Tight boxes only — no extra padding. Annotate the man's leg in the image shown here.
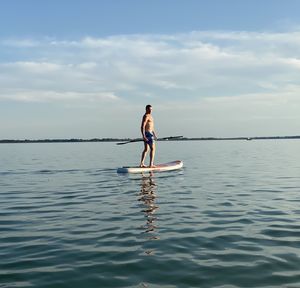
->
[140,142,149,167]
[149,142,156,167]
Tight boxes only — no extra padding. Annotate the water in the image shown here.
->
[1,140,300,288]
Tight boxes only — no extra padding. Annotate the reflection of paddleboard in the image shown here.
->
[117,160,183,174]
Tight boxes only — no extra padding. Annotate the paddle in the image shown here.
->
[116,135,183,145]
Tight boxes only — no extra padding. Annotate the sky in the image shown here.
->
[1,0,300,139]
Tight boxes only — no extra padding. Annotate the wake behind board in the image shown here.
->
[117,160,183,174]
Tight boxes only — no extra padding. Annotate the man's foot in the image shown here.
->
[149,164,157,168]
[140,164,146,168]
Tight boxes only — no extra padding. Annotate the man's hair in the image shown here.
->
[146,104,152,109]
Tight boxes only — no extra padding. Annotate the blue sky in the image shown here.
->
[1,0,300,138]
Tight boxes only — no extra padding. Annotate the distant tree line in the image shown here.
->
[0,136,299,144]
[0,138,125,144]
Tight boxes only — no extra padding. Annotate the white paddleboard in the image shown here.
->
[117,160,183,173]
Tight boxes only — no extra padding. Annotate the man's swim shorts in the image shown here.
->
[145,131,154,145]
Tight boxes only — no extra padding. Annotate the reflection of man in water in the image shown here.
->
[139,172,159,248]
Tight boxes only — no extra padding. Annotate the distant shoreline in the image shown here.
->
[1,136,300,144]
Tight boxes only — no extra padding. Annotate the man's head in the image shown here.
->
[145,104,152,113]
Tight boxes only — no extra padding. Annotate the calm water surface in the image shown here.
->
[1,140,300,288]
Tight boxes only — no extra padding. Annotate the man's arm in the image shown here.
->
[141,115,147,141]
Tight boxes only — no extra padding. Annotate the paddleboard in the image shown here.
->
[117,160,183,173]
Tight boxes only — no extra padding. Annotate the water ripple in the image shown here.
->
[1,141,300,287]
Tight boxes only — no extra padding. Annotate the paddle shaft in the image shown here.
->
[116,135,183,145]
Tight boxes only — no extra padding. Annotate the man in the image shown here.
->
[140,104,157,168]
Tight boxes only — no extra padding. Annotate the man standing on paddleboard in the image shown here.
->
[140,105,158,168]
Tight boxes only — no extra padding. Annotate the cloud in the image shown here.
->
[0,90,119,103]
[3,61,61,73]
[2,30,300,138]
[1,38,41,47]
[1,30,300,106]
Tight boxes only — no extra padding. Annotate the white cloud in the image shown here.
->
[3,61,62,73]
[0,88,119,103]
[1,30,300,137]
[1,38,41,47]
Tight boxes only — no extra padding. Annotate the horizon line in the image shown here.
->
[1,135,300,143]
